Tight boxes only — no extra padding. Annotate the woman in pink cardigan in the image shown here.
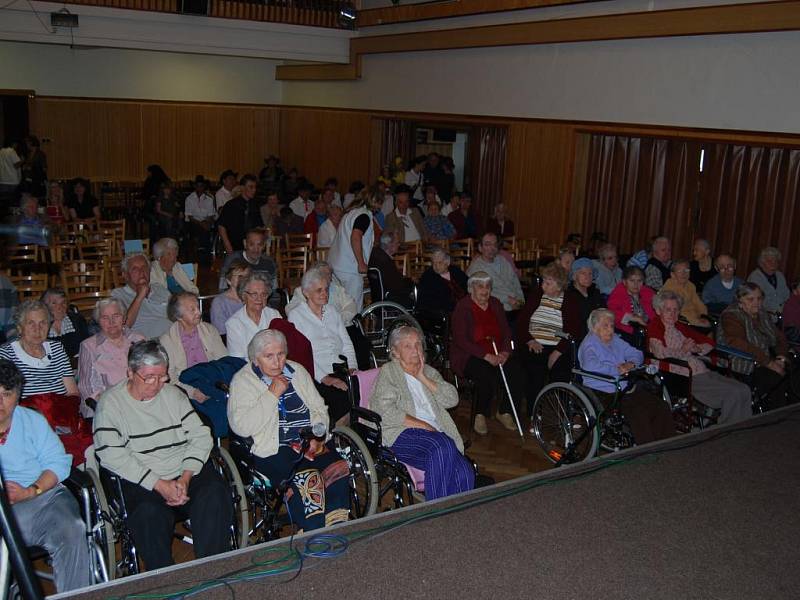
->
[607,266,656,346]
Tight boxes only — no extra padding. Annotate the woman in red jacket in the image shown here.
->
[450,271,527,436]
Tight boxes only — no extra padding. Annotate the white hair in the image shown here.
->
[248,329,288,363]
[467,271,492,290]
[153,238,179,259]
[93,297,126,322]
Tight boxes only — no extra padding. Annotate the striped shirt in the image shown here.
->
[49,316,75,338]
[0,340,74,397]
[93,380,212,490]
[255,364,311,446]
[529,294,564,346]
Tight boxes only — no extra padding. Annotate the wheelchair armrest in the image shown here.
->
[350,406,382,427]
[64,468,92,494]
[572,368,619,385]
[715,344,756,363]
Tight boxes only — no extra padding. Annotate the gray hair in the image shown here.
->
[379,232,395,251]
[167,291,198,322]
[694,238,711,252]
[300,267,329,293]
[670,258,690,272]
[388,325,424,357]
[121,252,149,273]
[127,340,169,372]
[651,236,671,252]
[93,297,126,322]
[735,281,763,301]
[237,271,272,302]
[248,329,288,363]
[467,271,493,291]
[40,288,67,303]
[152,238,179,259]
[714,253,736,268]
[598,243,617,260]
[758,246,781,266]
[587,308,615,332]
[14,299,52,331]
[431,248,450,262]
[653,289,684,311]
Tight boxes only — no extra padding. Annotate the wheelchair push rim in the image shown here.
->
[531,382,599,464]
[331,425,380,519]
[85,467,116,582]
[211,446,250,550]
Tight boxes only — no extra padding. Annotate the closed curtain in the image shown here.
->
[581,135,700,256]
[378,118,415,173]
[470,126,507,228]
[698,144,800,276]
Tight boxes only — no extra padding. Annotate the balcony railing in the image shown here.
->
[56,0,354,28]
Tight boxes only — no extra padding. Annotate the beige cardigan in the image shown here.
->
[150,261,199,295]
[371,360,463,453]
[159,321,228,399]
[227,360,329,458]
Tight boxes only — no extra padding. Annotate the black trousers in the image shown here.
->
[464,354,527,417]
[314,380,352,423]
[595,387,676,444]
[753,366,794,410]
[346,324,373,371]
[518,345,572,417]
[120,460,232,570]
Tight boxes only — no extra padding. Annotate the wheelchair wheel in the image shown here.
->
[358,301,423,362]
[85,468,116,582]
[211,447,250,550]
[331,426,379,518]
[531,383,599,464]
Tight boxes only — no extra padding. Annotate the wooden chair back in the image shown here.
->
[285,233,314,250]
[78,239,113,262]
[278,246,308,288]
[68,291,109,318]
[9,273,49,301]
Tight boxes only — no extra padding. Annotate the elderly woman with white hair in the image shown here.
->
[648,290,752,424]
[288,268,357,424]
[286,261,358,326]
[451,271,527,436]
[149,237,199,295]
[227,329,350,531]
[372,326,474,500]
[225,272,281,360]
[0,300,78,399]
[41,288,90,357]
[593,243,622,297]
[579,308,675,444]
[159,292,227,403]
[417,248,468,314]
[76,297,145,416]
[747,246,790,314]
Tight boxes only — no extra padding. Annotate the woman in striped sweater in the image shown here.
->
[514,262,573,427]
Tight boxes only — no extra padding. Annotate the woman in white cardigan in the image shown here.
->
[227,329,350,531]
[159,292,227,402]
[150,237,199,295]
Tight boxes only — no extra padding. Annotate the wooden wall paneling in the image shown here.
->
[141,103,179,179]
[278,108,372,189]
[32,99,91,179]
[103,102,143,180]
[253,107,282,172]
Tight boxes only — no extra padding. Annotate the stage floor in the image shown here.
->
[65,406,800,600]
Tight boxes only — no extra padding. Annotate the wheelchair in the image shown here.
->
[83,441,248,580]
[226,425,379,543]
[3,468,111,596]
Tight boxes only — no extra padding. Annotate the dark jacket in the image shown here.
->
[368,247,414,301]
[48,310,90,358]
[450,296,511,376]
[417,266,468,313]
[180,356,247,437]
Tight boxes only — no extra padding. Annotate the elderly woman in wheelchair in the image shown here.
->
[371,326,474,500]
[227,329,351,531]
[578,309,676,445]
[0,359,92,593]
[648,290,752,425]
[93,340,233,571]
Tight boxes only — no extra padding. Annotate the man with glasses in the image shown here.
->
[702,254,744,315]
[93,340,232,570]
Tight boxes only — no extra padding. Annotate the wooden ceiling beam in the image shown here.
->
[276,1,800,81]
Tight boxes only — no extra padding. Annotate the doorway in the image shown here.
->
[0,93,30,146]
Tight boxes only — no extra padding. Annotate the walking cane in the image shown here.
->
[488,337,525,438]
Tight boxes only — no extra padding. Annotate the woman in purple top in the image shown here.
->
[577,308,675,444]
[160,292,227,403]
[211,260,251,336]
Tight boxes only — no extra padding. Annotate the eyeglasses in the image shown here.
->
[99,314,124,322]
[718,265,736,271]
[244,291,269,300]
[675,268,691,274]
[134,372,170,385]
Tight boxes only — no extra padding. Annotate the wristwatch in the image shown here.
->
[30,483,42,496]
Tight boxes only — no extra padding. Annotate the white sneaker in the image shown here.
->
[497,412,517,431]
[473,414,488,435]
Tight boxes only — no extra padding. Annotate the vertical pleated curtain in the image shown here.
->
[378,118,415,173]
[698,144,800,277]
[581,135,700,257]
[470,126,508,229]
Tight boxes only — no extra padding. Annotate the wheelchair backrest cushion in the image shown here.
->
[356,369,381,409]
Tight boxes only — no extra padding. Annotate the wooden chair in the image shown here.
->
[8,245,41,266]
[398,240,423,258]
[9,273,49,301]
[278,247,308,288]
[393,253,409,277]
[449,238,474,271]
[104,256,124,289]
[98,219,126,256]
[313,247,329,264]
[501,235,518,258]
[61,268,106,299]
[78,239,113,262]
[285,233,314,250]
[63,220,97,238]
[68,291,109,318]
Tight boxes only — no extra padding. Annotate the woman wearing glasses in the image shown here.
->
[77,298,145,417]
[225,272,281,360]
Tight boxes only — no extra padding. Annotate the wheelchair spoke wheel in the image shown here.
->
[599,410,635,453]
[358,301,423,363]
[212,447,250,550]
[331,426,379,519]
[531,383,599,464]
[86,468,115,582]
